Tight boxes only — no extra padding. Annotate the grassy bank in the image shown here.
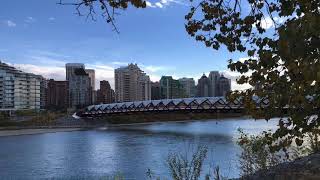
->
[0,112,65,127]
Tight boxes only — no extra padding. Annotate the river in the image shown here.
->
[0,117,278,179]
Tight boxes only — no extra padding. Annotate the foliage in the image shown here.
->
[166,146,208,180]
[15,110,38,116]
[237,127,320,177]
[147,145,227,180]
[0,111,66,127]
[237,128,284,177]
[307,129,320,153]
[0,112,10,121]
[185,0,320,152]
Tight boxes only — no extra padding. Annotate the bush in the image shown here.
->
[147,146,227,180]
[237,128,283,177]
[237,127,320,178]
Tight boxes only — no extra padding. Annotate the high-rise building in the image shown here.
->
[85,69,95,90]
[160,76,185,99]
[151,82,161,100]
[197,72,231,97]
[179,77,196,98]
[92,90,97,104]
[40,77,48,109]
[0,61,46,110]
[137,74,151,101]
[197,74,211,97]
[66,63,91,108]
[97,80,115,104]
[85,69,95,104]
[66,63,84,81]
[114,63,151,102]
[47,79,69,110]
[217,75,231,96]
[208,71,220,97]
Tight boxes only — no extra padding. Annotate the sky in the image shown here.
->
[0,0,265,90]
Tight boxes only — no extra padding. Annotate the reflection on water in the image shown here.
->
[0,117,278,179]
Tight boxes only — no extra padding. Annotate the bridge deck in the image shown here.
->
[80,97,268,117]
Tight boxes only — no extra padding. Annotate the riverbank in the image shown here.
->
[243,152,320,180]
[0,128,84,137]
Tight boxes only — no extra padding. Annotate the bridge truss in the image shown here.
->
[79,97,269,117]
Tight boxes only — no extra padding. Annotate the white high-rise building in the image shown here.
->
[0,61,46,110]
[138,74,152,101]
[114,63,151,102]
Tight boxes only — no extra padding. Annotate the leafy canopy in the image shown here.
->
[185,0,320,150]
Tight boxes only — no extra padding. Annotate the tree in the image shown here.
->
[185,0,320,151]
[58,0,147,33]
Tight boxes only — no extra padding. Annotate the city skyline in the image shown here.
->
[1,59,247,91]
[0,0,253,91]
[0,61,232,110]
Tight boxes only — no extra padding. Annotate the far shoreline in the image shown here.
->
[0,116,278,137]
[0,128,84,137]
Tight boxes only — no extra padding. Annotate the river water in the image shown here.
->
[0,117,278,179]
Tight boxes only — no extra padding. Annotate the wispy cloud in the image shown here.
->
[221,69,252,91]
[155,2,163,8]
[146,0,186,8]
[146,1,156,8]
[4,20,16,27]
[48,17,55,21]
[13,63,66,81]
[111,61,129,66]
[140,64,175,73]
[25,16,36,23]
[6,49,173,89]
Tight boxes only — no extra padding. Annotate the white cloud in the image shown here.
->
[140,65,174,73]
[28,55,67,67]
[86,64,115,89]
[25,16,36,23]
[13,64,66,81]
[255,16,287,30]
[155,2,163,8]
[10,60,253,91]
[10,62,115,90]
[260,16,274,29]
[111,61,128,66]
[146,1,156,8]
[149,74,161,82]
[221,69,252,91]
[48,17,55,21]
[147,0,186,8]
[5,20,16,27]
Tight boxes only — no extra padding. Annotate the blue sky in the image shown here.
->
[0,0,258,89]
